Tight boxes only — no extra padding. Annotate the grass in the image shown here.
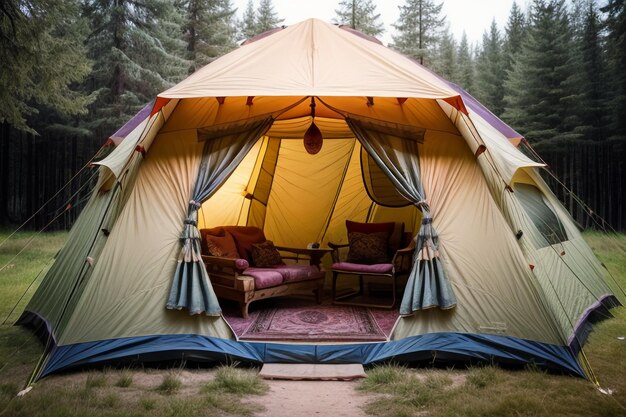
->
[0,230,268,416]
[359,232,626,417]
[156,372,182,395]
[203,365,269,395]
[0,230,625,417]
[0,231,67,324]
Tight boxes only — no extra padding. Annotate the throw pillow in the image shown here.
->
[346,231,389,264]
[204,233,239,258]
[251,240,283,267]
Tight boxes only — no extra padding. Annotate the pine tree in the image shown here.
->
[0,0,93,133]
[602,0,626,140]
[474,20,505,116]
[455,32,474,91]
[180,0,237,73]
[239,0,257,40]
[256,0,283,33]
[82,0,189,134]
[503,1,527,75]
[392,0,445,66]
[431,26,456,81]
[503,0,582,145]
[334,0,384,37]
[574,1,609,141]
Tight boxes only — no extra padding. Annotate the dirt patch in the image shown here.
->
[249,379,373,417]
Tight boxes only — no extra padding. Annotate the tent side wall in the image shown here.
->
[57,128,232,346]
[440,100,620,351]
[17,114,159,341]
[391,130,565,345]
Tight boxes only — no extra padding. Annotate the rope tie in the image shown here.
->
[189,200,201,209]
[184,220,197,226]
[415,199,429,211]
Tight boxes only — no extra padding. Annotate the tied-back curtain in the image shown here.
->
[346,117,456,315]
[167,117,273,315]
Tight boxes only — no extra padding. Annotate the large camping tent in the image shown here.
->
[18,19,620,379]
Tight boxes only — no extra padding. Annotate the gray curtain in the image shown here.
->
[166,117,273,315]
[346,117,456,315]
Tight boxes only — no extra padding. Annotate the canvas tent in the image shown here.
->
[18,19,620,380]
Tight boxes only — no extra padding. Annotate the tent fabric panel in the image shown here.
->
[19,186,118,340]
[469,109,543,184]
[391,131,565,345]
[159,96,459,139]
[246,137,281,229]
[514,183,568,247]
[198,139,263,229]
[361,148,413,207]
[263,138,356,247]
[41,332,583,379]
[320,141,374,246]
[94,117,149,179]
[58,129,233,345]
[438,99,542,185]
[503,168,616,340]
[159,19,458,99]
[96,99,178,180]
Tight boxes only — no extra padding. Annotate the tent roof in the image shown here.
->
[159,18,459,100]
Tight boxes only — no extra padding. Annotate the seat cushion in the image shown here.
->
[273,264,325,283]
[224,226,267,262]
[244,268,284,289]
[332,262,393,274]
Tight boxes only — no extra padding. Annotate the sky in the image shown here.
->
[231,0,522,45]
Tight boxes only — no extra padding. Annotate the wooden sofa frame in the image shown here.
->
[203,246,327,318]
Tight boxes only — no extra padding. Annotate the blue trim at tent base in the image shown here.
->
[22,295,623,380]
[40,332,584,378]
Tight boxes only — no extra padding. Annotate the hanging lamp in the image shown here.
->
[303,97,323,154]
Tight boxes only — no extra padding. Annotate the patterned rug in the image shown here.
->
[236,304,389,342]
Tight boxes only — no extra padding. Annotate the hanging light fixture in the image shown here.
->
[303,96,323,155]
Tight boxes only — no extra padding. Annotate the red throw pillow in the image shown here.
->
[251,240,283,267]
[204,233,239,258]
[346,231,389,264]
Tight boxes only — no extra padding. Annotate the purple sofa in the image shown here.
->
[201,226,325,318]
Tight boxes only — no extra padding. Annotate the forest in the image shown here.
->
[0,0,624,231]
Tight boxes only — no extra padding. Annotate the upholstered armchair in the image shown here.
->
[328,221,414,308]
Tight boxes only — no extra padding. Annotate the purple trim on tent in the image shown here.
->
[407,59,523,142]
[568,294,621,347]
[15,310,57,345]
[446,83,523,141]
[109,101,154,145]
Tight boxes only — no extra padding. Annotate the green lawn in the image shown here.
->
[0,230,625,417]
[359,232,626,417]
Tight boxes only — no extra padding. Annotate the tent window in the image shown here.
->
[514,183,568,247]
